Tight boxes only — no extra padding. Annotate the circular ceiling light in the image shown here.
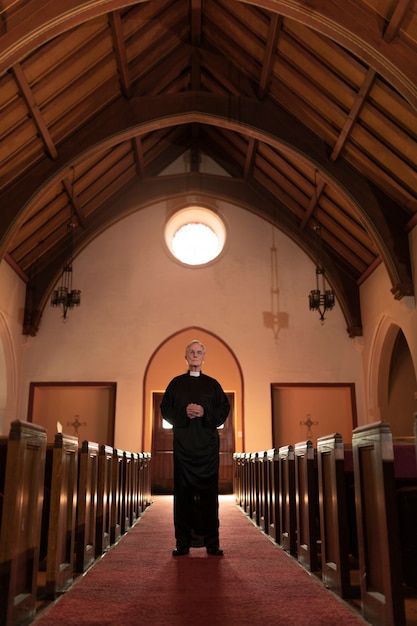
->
[165,207,226,266]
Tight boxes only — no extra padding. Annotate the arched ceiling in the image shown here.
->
[1,0,416,336]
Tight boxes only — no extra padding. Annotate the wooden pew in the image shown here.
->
[121,451,133,534]
[132,452,143,525]
[249,452,260,525]
[43,432,78,599]
[278,445,296,556]
[237,452,247,510]
[141,452,152,510]
[294,439,320,572]
[136,452,144,516]
[244,452,252,516]
[232,452,238,503]
[110,448,124,544]
[352,422,415,626]
[139,451,151,514]
[233,452,242,506]
[0,420,47,626]
[130,452,140,526]
[240,453,248,515]
[258,451,269,533]
[75,440,99,573]
[96,444,113,557]
[317,433,358,598]
[266,448,280,544]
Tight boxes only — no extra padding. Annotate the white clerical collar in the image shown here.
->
[189,370,201,377]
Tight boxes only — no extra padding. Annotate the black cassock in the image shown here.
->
[160,371,230,550]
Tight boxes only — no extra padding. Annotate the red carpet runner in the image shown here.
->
[34,495,367,625]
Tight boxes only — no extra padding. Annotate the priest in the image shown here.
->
[160,340,230,556]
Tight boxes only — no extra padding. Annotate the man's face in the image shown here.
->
[185,344,205,368]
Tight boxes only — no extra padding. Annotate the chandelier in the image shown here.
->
[51,219,81,321]
[308,223,335,324]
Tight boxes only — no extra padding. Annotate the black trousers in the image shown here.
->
[173,472,220,549]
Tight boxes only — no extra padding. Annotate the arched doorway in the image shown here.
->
[370,318,417,435]
[143,327,243,494]
[151,390,235,494]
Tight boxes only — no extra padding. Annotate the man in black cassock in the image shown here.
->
[160,340,230,556]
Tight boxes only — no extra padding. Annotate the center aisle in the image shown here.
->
[34,495,367,625]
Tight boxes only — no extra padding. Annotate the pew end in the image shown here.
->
[278,445,297,556]
[43,432,79,599]
[75,440,99,574]
[294,440,320,572]
[0,420,47,626]
[317,433,359,599]
[352,422,412,626]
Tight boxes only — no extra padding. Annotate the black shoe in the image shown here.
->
[206,546,224,556]
[172,547,189,556]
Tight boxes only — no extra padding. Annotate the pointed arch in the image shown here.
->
[368,316,417,434]
[142,327,244,454]
[0,312,17,430]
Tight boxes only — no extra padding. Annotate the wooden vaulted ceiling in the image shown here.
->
[1,0,416,337]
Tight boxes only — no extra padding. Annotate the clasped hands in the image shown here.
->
[186,403,204,419]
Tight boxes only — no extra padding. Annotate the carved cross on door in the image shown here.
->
[300,414,318,439]
[67,414,86,436]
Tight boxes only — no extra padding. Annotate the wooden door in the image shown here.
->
[151,392,234,494]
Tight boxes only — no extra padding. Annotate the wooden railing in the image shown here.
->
[234,421,417,626]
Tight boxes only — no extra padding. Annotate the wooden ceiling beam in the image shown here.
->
[109,10,132,98]
[12,63,58,160]
[62,175,87,229]
[191,48,201,91]
[243,138,257,180]
[383,0,413,42]
[258,12,281,100]
[132,136,146,178]
[190,0,202,46]
[330,69,376,162]
[300,174,326,231]
[190,122,201,172]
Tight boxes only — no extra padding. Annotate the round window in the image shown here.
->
[165,207,226,266]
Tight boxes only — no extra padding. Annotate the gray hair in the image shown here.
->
[185,340,206,354]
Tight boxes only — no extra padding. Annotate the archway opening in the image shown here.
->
[143,328,243,493]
